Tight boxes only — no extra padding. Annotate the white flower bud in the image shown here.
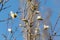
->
[44,25,49,30]
[37,16,43,20]
[8,28,12,32]
[19,24,22,27]
[10,11,17,19]
[35,11,40,14]
[35,28,39,34]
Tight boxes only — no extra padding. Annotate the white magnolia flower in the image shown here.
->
[37,16,43,20]
[35,28,39,34]
[8,28,12,32]
[35,30,37,34]
[44,25,49,30]
[19,24,22,27]
[35,11,40,14]
[10,11,17,19]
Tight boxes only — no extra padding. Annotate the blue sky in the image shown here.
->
[0,0,60,40]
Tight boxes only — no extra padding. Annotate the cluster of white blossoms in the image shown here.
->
[10,11,17,19]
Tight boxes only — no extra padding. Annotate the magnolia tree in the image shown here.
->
[0,0,60,40]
